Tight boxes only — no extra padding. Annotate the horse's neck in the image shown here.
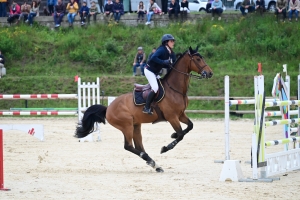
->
[165,58,190,96]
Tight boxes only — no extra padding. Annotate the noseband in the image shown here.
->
[168,52,208,79]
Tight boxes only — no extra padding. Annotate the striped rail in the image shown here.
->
[0,94,77,99]
[265,118,300,127]
[265,137,300,146]
[265,100,300,107]
[0,111,77,116]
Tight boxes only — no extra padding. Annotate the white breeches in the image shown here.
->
[144,68,159,93]
[180,8,189,12]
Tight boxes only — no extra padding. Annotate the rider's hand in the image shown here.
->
[163,60,170,65]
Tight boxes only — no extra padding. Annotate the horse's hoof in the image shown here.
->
[156,167,164,173]
[160,146,168,154]
[171,132,177,138]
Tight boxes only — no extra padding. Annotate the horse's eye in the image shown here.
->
[197,58,201,61]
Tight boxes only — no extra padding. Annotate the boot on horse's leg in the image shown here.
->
[143,90,156,115]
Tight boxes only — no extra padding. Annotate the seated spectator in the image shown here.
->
[18,1,31,23]
[133,47,146,76]
[206,0,213,13]
[145,0,162,25]
[288,0,299,22]
[168,0,179,20]
[147,47,156,62]
[27,0,40,26]
[137,1,146,22]
[7,0,21,25]
[66,0,79,27]
[240,0,255,16]
[104,0,114,22]
[88,0,98,23]
[180,0,189,21]
[0,0,7,17]
[255,0,265,15]
[79,1,89,25]
[47,0,57,15]
[54,0,65,27]
[211,0,223,20]
[0,50,4,78]
[112,0,124,23]
[275,0,287,22]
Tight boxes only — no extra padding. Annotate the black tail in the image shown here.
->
[75,104,107,138]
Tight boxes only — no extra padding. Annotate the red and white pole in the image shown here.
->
[0,129,10,191]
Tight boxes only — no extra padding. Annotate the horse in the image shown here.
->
[75,46,213,172]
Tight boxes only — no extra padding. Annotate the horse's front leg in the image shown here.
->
[171,113,193,139]
[161,117,186,154]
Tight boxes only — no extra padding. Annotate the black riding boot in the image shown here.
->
[142,90,156,115]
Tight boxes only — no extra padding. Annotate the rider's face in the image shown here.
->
[167,40,175,49]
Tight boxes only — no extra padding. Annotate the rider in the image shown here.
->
[142,34,176,115]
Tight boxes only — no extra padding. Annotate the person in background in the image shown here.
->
[161,0,168,14]
[275,0,287,22]
[255,0,265,15]
[206,0,213,13]
[104,0,113,22]
[54,0,65,27]
[133,47,146,76]
[27,0,40,26]
[112,0,124,23]
[211,0,223,20]
[137,1,146,22]
[168,0,179,20]
[7,0,21,24]
[145,0,162,25]
[0,0,8,17]
[79,0,89,25]
[88,0,98,23]
[66,0,79,27]
[0,50,4,78]
[240,0,255,16]
[288,0,299,22]
[17,0,31,23]
[147,47,156,62]
[47,0,57,15]
[180,0,189,21]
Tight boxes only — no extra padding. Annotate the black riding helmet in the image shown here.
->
[161,34,175,45]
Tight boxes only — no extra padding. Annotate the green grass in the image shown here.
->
[1,15,300,118]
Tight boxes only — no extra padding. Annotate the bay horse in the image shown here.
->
[75,46,213,172]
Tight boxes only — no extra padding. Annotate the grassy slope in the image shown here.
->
[1,14,300,116]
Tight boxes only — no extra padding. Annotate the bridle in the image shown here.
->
[168,51,209,80]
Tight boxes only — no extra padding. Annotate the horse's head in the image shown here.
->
[185,46,213,79]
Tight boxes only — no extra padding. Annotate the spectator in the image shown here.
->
[147,47,156,62]
[168,0,179,20]
[275,0,287,22]
[133,47,146,76]
[137,1,146,22]
[66,0,79,27]
[206,0,213,13]
[255,0,265,15]
[0,50,4,78]
[54,0,65,27]
[161,0,168,14]
[180,0,189,21]
[288,0,299,22]
[211,0,223,20]
[0,0,7,17]
[112,0,124,23]
[17,1,31,23]
[27,0,40,26]
[104,0,113,22]
[7,0,21,25]
[79,1,89,25]
[240,0,255,16]
[47,0,57,15]
[145,0,162,25]
[88,0,98,23]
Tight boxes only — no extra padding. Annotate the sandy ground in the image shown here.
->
[0,117,299,200]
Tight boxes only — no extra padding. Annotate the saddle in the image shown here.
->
[133,79,165,106]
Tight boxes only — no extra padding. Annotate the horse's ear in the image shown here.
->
[195,46,199,52]
[189,46,192,53]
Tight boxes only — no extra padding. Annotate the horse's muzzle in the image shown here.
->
[201,71,213,79]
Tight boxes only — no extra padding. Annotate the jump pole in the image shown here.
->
[0,129,10,191]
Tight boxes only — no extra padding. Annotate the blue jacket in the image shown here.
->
[113,2,124,14]
[212,0,223,9]
[48,0,57,6]
[147,45,176,75]
[169,1,179,11]
[79,5,89,14]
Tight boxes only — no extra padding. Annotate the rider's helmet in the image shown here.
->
[137,47,143,50]
[161,34,175,45]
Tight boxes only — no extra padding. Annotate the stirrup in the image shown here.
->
[142,107,153,115]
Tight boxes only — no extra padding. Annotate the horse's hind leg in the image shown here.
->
[123,124,164,172]
[171,113,193,139]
